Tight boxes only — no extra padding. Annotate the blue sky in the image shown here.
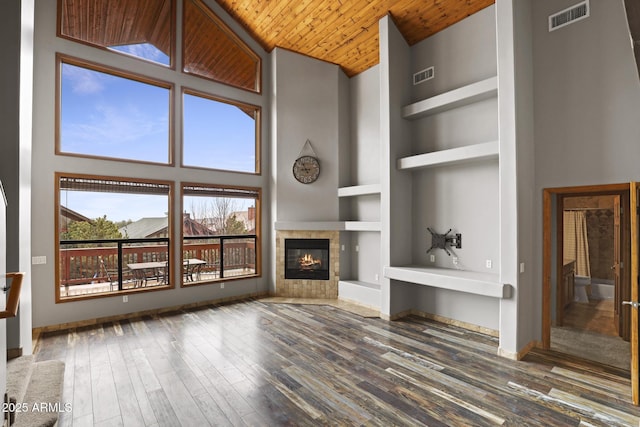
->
[60,47,258,222]
[61,63,170,163]
[61,62,257,170]
[61,191,253,223]
[62,191,168,223]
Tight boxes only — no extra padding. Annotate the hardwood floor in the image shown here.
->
[34,299,640,426]
[564,299,617,336]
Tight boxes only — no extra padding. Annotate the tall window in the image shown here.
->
[57,174,173,301]
[183,89,260,173]
[54,0,263,301]
[57,56,172,164]
[181,183,260,285]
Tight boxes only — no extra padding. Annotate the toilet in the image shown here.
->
[574,275,590,303]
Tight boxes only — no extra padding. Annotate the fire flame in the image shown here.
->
[299,253,321,269]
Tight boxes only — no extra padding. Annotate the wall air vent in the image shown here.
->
[549,0,589,32]
[413,66,434,85]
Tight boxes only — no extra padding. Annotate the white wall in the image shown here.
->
[0,0,34,354]
[340,65,381,286]
[272,48,341,223]
[496,0,535,355]
[534,0,640,189]
[348,66,381,186]
[407,5,501,330]
[532,0,640,339]
[30,0,271,328]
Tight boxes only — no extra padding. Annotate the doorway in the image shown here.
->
[543,184,631,370]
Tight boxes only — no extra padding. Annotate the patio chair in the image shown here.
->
[183,259,193,282]
[205,261,220,279]
[99,257,118,291]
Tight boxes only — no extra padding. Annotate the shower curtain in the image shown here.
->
[563,210,591,277]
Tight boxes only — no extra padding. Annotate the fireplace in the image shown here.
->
[285,238,330,280]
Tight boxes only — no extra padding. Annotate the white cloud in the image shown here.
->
[64,103,167,145]
[109,43,169,65]
[62,64,106,95]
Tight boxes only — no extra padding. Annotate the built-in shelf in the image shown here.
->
[397,141,499,171]
[338,184,381,198]
[338,280,381,310]
[402,76,498,120]
[343,221,381,231]
[339,280,381,290]
[383,265,510,299]
[275,221,381,231]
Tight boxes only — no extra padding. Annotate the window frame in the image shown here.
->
[56,0,177,70]
[180,182,262,287]
[55,172,175,303]
[55,53,176,166]
[181,87,261,174]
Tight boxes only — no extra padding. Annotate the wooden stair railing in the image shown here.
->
[0,272,24,319]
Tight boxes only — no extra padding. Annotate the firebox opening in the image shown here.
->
[284,238,330,280]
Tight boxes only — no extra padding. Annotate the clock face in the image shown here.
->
[293,155,320,184]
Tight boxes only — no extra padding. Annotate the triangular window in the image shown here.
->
[59,0,174,67]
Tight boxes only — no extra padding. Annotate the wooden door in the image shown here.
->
[630,182,639,405]
[614,195,621,335]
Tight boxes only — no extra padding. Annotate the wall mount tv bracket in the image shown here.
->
[426,228,462,256]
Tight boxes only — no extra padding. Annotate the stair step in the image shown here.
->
[7,356,65,427]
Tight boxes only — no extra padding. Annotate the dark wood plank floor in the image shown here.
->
[34,299,640,426]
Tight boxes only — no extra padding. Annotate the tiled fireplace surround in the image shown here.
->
[275,230,339,298]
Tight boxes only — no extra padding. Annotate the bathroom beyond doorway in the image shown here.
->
[542,183,631,368]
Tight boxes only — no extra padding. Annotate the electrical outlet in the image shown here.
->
[430,254,435,263]
[341,244,345,251]
[355,245,359,252]
[486,259,492,269]
[374,273,379,282]
[123,295,128,303]
[32,256,46,265]
[520,262,525,273]
[220,283,225,289]
[452,257,458,265]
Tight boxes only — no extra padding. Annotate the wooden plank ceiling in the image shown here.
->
[60,0,496,80]
[215,0,495,77]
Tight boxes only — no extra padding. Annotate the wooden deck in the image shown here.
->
[34,298,640,426]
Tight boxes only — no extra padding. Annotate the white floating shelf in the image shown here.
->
[343,221,381,231]
[402,76,498,120]
[274,221,342,231]
[397,141,499,171]
[384,265,511,299]
[339,280,381,290]
[274,221,381,231]
[338,184,381,198]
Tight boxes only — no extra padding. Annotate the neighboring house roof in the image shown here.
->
[119,217,168,239]
[60,205,92,223]
[120,214,213,239]
[182,214,212,236]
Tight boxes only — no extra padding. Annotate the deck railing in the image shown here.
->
[59,235,257,293]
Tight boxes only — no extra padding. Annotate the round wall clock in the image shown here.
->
[292,155,321,184]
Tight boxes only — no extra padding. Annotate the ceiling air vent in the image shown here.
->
[413,66,434,85]
[549,0,589,32]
